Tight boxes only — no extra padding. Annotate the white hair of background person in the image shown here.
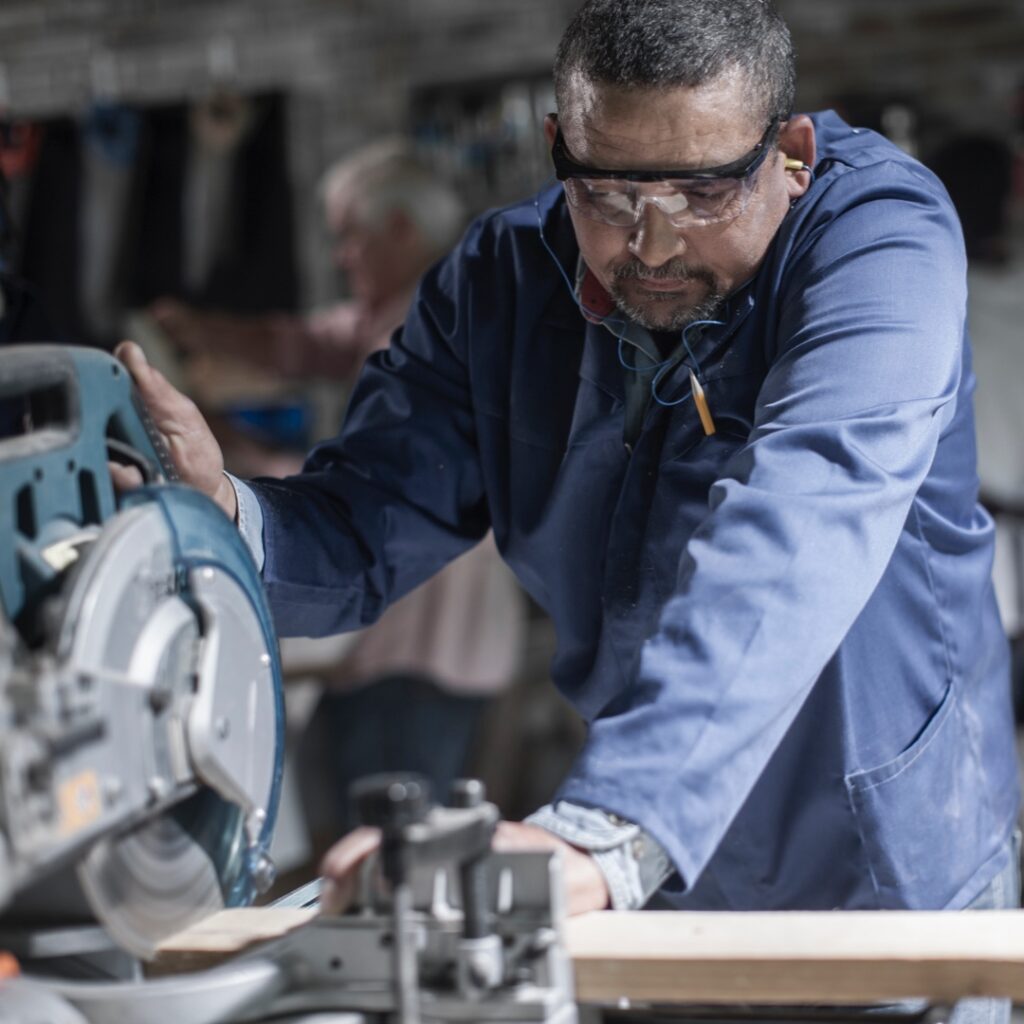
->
[320,138,467,257]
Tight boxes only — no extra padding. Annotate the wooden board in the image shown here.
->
[154,907,1024,1004]
[567,910,1024,1004]
[150,907,317,974]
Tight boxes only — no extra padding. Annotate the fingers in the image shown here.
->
[114,338,146,369]
[319,827,381,916]
[493,820,562,851]
[108,461,144,493]
[316,821,610,920]
[493,821,610,915]
[114,341,199,431]
[114,340,227,503]
[114,339,153,385]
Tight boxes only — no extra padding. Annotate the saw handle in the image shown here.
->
[0,344,173,482]
[0,344,177,627]
[0,346,78,457]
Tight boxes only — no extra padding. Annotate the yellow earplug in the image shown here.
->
[782,154,806,172]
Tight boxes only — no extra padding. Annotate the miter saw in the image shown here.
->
[0,343,284,970]
[0,344,578,1024]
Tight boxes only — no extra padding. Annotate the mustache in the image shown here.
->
[612,258,716,285]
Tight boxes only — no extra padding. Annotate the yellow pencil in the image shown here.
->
[689,368,716,436]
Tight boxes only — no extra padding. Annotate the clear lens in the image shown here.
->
[564,175,754,228]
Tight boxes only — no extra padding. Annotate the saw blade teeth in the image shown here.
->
[76,809,225,959]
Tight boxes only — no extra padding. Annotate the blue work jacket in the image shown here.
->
[251,111,1019,911]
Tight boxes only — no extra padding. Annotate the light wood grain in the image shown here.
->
[567,910,1024,1004]
[154,907,1024,1004]
[151,907,317,974]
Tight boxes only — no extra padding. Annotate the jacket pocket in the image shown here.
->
[659,368,758,464]
[844,681,994,908]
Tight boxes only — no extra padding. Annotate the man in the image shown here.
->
[148,138,467,380]
[146,141,525,842]
[117,1,1019,1011]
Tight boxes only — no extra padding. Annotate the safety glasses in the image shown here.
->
[551,118,779,228]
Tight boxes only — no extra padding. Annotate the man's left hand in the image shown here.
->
[319,820,610,917]
[493,821,610,914]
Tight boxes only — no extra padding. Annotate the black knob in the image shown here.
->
[450,778,486,809]
[351,773,432,833]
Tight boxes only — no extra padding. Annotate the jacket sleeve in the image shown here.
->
[555,162,971,889]
[248,220,493,639]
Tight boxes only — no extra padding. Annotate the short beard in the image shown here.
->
[610,258,725,331]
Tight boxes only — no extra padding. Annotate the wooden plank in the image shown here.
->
[150,907,317,974]
[154,907,1024,1004]
[567,910,1024,1004]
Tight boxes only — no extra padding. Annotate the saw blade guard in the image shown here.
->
[121,483,286,909]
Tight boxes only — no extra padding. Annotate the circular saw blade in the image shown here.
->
[55,490,284,959]
[76,792,227,959]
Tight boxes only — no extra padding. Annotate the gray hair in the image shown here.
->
[554,0,796,130]
[320,139,466,256]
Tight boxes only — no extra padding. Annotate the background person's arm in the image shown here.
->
[150,297,366,379]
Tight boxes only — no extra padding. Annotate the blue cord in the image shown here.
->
[534,183,725,411]
[650,318,725,407]
[679,318,724,375]
[534,185,630,331]
[617,336,671,371]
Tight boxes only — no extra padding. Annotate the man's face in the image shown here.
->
[551,73,796,331]
[326,189,403,308]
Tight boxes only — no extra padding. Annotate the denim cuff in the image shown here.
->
[226,473,265,573]
[525,801,673,910]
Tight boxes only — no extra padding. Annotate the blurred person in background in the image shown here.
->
[151,140,526,840]
[149,138,464,382]
[929,133,1024,712]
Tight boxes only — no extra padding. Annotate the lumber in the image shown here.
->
[567,910,1024,1004]
[150,906,316,974]
[154,907,1024,1004]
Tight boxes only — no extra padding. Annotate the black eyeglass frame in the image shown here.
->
[551,117,782,183]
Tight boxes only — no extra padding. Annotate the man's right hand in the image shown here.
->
[114,341,238,521]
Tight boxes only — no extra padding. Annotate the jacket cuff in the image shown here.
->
[226,473,265,572]
[525,801,673,910]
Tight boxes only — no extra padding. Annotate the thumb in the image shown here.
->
[319,827,382,916]
[115,340,159,403]
[114,338,148,372]
[114,339,227,503]
[115,339,201,434]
